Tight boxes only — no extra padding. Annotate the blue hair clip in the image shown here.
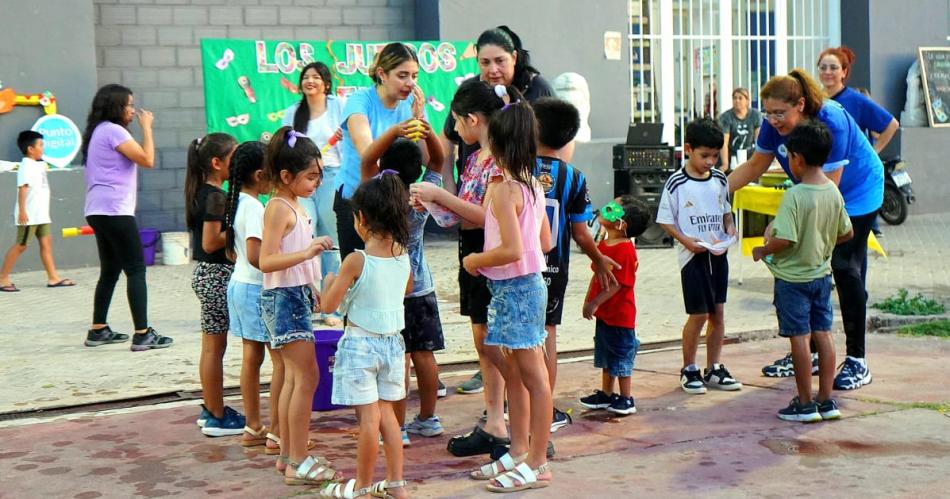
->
[286,130,306,148]
[373,169,400,179]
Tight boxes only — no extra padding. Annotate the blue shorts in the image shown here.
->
[486,273,548,350]
[331,326,406,406]
[773,276,834,337]
[260,285,315,349]
[593,320,640,377]
[228,280,269,343]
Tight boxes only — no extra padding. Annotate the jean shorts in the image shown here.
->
[331,326,406,406]
[228,280,269,343]
[773,276,834,337]
[486,273,548,350]
[260,285,315,349]
[594,320,640,377]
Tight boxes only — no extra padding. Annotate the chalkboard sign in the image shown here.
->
[918,47,950,127]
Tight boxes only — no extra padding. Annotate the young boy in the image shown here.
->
[752,121,853,422]
[0,131,74,292]
[657,118,741,394]
[579,195,650,415]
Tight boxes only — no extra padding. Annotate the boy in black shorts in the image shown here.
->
[657,118,742,395]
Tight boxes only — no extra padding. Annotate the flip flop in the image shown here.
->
[47,279,76,288]
[0,284,19,292]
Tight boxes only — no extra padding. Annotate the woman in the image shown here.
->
[334,42,425,259]
[81,84,173,351]
[729,69,883,391]
[717,87,762,172]
[283,61,345,326]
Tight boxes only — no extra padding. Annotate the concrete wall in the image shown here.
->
[898,128,950,216]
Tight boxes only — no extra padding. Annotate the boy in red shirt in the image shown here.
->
[579,195,651,415]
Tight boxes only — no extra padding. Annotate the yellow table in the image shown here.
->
[733,184,885,284]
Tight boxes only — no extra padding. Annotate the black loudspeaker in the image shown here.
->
[612,144,676,248]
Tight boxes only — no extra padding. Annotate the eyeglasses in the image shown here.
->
[818,64,842,72]
[763,111,789,122]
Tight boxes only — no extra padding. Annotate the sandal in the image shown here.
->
[320,479,371,498]
[0,283,19,292]
[275,455,289,475]
[265,432,317,455]
[240,425,268,447]
[285,455,338,486]
[486,462,551,493]
[470,452,526,480]
[369,480,407,498]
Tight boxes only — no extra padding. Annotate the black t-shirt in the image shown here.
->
[189,183,230,264]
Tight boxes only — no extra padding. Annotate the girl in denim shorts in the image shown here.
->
[320,173,412,499]
[461,86,554,493]
[258,127,335,486]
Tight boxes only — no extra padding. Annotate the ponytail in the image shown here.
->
[760,69,826,117]
[487,86,537,200]
[185,132,237,228]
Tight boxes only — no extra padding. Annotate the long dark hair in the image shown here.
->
[476,26,540,93]
[369,43,419,86]
[184,133,237,228]
[225,141,265,256]
[450,78,506,120]
[350,174,410,252]
[488,87,537,197]
[264,126,321,193]
[81,84,133,165]
[292,62,333,134]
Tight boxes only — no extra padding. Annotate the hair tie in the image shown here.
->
[501,99,522,111]
[195,136,203,151]
[286,130,306,148]
[373,169,400,180]
[494,84,509,103]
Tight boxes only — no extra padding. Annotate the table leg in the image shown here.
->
[737,208,744,285]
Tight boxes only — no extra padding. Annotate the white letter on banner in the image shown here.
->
[437,42,457,72]
[275,42,297,74]
[256,40,278,73]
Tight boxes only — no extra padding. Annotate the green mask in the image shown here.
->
[600,201,626,223]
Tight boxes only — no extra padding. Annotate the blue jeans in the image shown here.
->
[300,165,341,318]
[593,320,640,377]
[773,276,834,337]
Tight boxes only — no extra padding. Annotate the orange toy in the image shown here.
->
[62,226,95,238]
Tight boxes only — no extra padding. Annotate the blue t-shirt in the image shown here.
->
[756,100,884,217]
[831,86,894,142]
[407,169,441,297]
[533,156,593,275]
[337,87,419,198]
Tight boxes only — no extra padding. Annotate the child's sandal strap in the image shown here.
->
[385,480,406,488]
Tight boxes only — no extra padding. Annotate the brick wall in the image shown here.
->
[93,0,415,231]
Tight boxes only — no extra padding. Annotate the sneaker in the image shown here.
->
[401,426,411,447]
[196,404,212,428]
[437,379,447,398]
[551,407,572,432]
[579,390,613,410]
[479,401,509,422]
[406,415,444,437]
[703,364,743,391]
[833,357,872,390]
[777,396,822,423]
[130,327,173,351]
[680,367,707,394]
[457,371,484,394]
[201,406,246,437]
[84,325,130,347]
[817,398,841,420]
[762,352,820,378]
[447,426,509,457]
[607,395,637,415]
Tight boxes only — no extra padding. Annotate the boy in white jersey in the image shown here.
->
[657,118,742,395]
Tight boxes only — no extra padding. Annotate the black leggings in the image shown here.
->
[333,188,365,260]
[831,210,877,359]
[86,215,149,330]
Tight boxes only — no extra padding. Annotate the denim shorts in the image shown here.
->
[773,276,834,337]
[228,280,269,343]
[486,273,548,350]
[593,320,640,377]
[260,285,315,349]
[331,326,406,406]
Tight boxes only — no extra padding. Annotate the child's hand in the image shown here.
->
[726,223,737,237]
[409,181,441,203]
[333,128,343,144]
[752,246,766,262]
[312,289,322,312]
[762,221,774,244]
[582,301,598,320]
[409,194,426,213]
[305,237,332,258]
[17,212,28,225]
[462,254,480,276]
[684,238,707,254]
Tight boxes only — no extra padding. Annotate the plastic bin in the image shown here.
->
[312,329,345,411]
[139,228,160,266]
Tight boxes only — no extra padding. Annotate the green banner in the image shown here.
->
[201,39,478,143]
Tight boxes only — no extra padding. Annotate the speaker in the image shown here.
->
[613,144,676,171]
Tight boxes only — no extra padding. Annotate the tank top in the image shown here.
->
[262,197,320,290]
[340,250,411,334]
[480,180,546,281]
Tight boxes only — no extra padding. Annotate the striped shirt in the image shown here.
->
[534,156,594,274]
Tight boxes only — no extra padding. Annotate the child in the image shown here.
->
[184,132,245,437]
[657,118,742,395]
[579,195,651,415]
[462,87,554,492]
[752,121,853,422]
[0,131,75,292]
[258,127,334,485]
[360,118,447,446]
[319,173,412,499]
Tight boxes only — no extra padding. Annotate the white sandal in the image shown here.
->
[486,462,551,493]
[284,455,337,486]
[470,452,526,480]
[240,425,268,447]
[320,478,371,498]
[369,479,407,498]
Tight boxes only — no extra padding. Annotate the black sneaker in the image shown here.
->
[130,327,174,352]
[817,398,841,420]
[551,407,572,432]
[84,325,130,347]
[607,394,636,415]
[436,379,447,398]
[777,396,822,423]
[762,352,819,378]
[703,364,743,391]
[680,367,707,394]
[579,390,613,410]
[446,425,509,457]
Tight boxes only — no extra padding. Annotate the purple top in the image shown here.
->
[84,122,137,216]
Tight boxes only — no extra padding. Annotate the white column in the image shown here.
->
[719,0,733,118]
[660,0,675,145]
[775,0,789,75]
[827,0,841,47]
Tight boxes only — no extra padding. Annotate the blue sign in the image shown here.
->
[31,114,82,168]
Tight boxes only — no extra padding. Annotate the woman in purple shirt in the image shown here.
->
[81,84,173,351]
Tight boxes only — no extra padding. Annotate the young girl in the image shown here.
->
[258,126,334,485]
[319,173,412,499]
[185,132,245,437]
[461,88,554,492]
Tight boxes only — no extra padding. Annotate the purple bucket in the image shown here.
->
[139,228,160,266]
[312,329,345,411]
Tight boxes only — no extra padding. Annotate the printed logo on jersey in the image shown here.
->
[777,144,788,158]
[538,172,555,194]
[684,200,694,208]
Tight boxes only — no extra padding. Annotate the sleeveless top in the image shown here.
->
[480,180,546,281]
[263,197,320,290]
[340,250,411,334]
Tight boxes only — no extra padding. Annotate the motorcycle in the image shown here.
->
[879,159,915,225]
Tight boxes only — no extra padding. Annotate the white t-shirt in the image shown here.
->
[656,167,732,269]
[231,192,265,285]
[282,95,345,168]
[14,158,51,225]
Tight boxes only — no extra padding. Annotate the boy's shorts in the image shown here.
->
[401,292,445,353]
[681,252,729,315]
[191,261,233,334]
[260,285,315,348]
[593,320,640,377]
[541,268,569,326]
[228,280,269,343]
[458,228,491,324]
[773,276,834,337]
[332,326,406,406]
[15,223,50,246]
[485,273,548,350]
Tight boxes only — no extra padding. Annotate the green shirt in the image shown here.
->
[766,182,852,283]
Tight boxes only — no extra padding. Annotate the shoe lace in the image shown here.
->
[836,359,856,377]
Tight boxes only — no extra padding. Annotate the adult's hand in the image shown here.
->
[137,109,154,129]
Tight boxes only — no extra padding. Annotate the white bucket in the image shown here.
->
[161,232,191,265]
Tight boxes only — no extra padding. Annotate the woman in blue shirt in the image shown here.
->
[729,69,883,392]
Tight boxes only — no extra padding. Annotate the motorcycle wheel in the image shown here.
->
[880,183,908,225]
